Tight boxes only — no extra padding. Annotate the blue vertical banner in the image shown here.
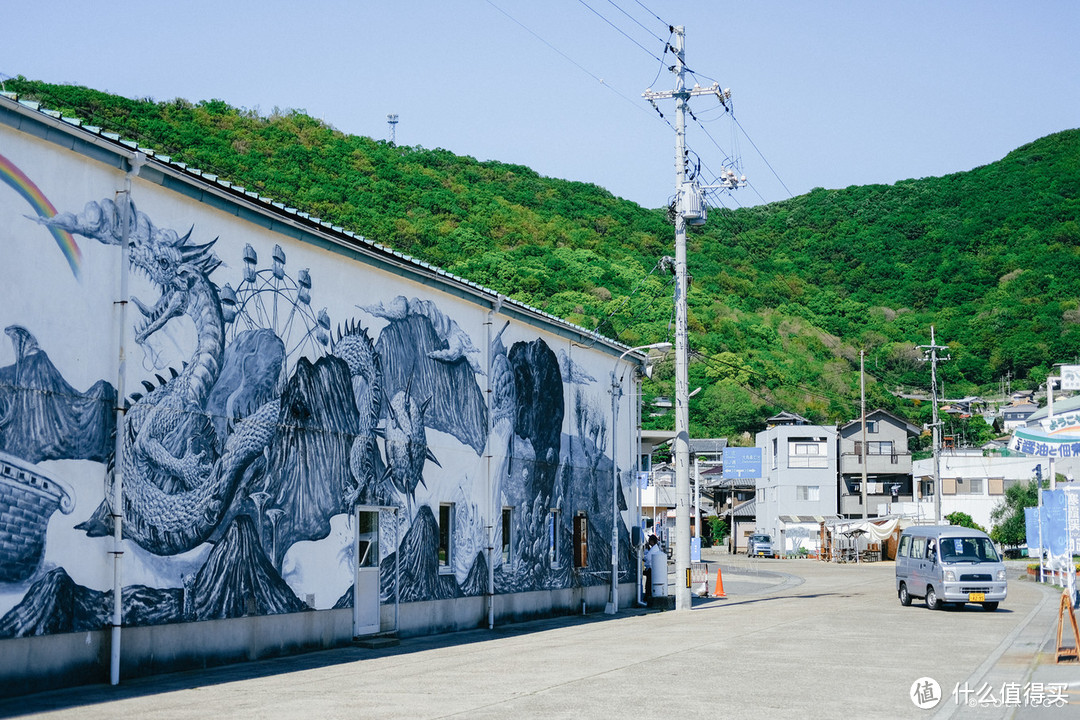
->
[1044,489,1068,557]
[1025,506,1042,555]
[690,536,701,563]
[1065,485,1080,556]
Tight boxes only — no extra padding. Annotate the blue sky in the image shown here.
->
[4,1,1078,209]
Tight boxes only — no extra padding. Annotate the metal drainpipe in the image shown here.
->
[486,300,498,629]
[634,372,644,606]
[110,152,144,685]
[393,507,400,634]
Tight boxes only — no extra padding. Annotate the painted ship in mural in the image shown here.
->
[0,451,75,583]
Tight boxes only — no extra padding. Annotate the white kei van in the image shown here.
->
[895,525,1007,611]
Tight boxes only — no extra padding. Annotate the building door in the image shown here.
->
[353,508,380,636]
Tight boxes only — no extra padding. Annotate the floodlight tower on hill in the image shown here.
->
[387,113,399,144]
[643,25,743,611]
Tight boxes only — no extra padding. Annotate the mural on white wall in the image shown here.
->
[0,156,634,639]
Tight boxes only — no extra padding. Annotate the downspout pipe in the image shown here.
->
[486,296,503,629]
[394,507,400,635]
[110,151,144,685]
[487,305,494,629]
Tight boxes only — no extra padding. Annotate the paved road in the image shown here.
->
[1,551,1074,719]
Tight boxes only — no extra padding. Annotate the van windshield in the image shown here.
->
[939,536,1000,563]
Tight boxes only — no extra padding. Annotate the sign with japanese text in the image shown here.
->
[1060,364,1080,390]
[723,447,762,479]
[1008,427,1080,458]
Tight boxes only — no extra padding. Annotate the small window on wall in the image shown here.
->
[573,512,588,568]
[548,509,561,567]
[357,510,379,568]
[438,503,455,570]
[501,507,514,565]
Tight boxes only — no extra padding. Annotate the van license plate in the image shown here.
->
[968,592,985,602]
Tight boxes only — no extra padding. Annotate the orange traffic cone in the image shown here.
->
[713,567,726,598]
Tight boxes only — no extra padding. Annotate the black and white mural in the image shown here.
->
[0,149,634,639]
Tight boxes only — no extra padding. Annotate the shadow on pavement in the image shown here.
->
[0,605,661,718]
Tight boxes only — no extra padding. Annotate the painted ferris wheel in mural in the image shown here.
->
[221,243,331,368]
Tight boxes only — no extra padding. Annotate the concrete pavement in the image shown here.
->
[1,549,1074,719]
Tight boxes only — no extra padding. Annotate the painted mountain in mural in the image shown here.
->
[190,515,307,620]
[0,568,183,638]
[121,585,185,626]
[380,505,460,603]
[205,328,285,452]
[459,551,489,597]
[263,354,360,563]
[0,568,108,637]
[0,325,115,464]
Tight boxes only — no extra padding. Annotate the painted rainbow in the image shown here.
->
[0,152,81,280]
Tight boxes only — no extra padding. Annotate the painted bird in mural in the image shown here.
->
[333,320,388,506]
[383,377,440,515]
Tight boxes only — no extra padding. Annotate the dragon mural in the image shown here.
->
[0,173,634,639]
[39,199,283,554]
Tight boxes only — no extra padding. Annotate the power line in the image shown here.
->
[685,67,723,87]
[647,30,674,89]
[577,0,663,62]
[732,115,794,200]
[592,259,671,338]
[632,0,669,28]
[485,0,662,121]
[605,0,668,43]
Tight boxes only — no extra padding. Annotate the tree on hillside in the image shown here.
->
[11,78,1080,441]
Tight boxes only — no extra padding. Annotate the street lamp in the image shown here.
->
[607,341,672,615]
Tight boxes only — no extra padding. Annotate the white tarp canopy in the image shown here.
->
[825,516,910,542]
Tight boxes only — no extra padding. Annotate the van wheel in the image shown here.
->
[898,583,912,606]
[982,602,999,612]
[925,586,941,610]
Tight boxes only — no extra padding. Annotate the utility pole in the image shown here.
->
[860,350,868,520]
[1046,372,1060,491]
[643,26,739,611]
[918,327,948,523]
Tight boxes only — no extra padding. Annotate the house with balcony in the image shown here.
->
[755,412,839,555]
[838,409,920,518]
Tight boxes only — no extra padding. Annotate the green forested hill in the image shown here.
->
[7,78,1080,442]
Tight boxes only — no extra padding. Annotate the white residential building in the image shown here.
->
[755,413,839,555]
[912,454,1054,529]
